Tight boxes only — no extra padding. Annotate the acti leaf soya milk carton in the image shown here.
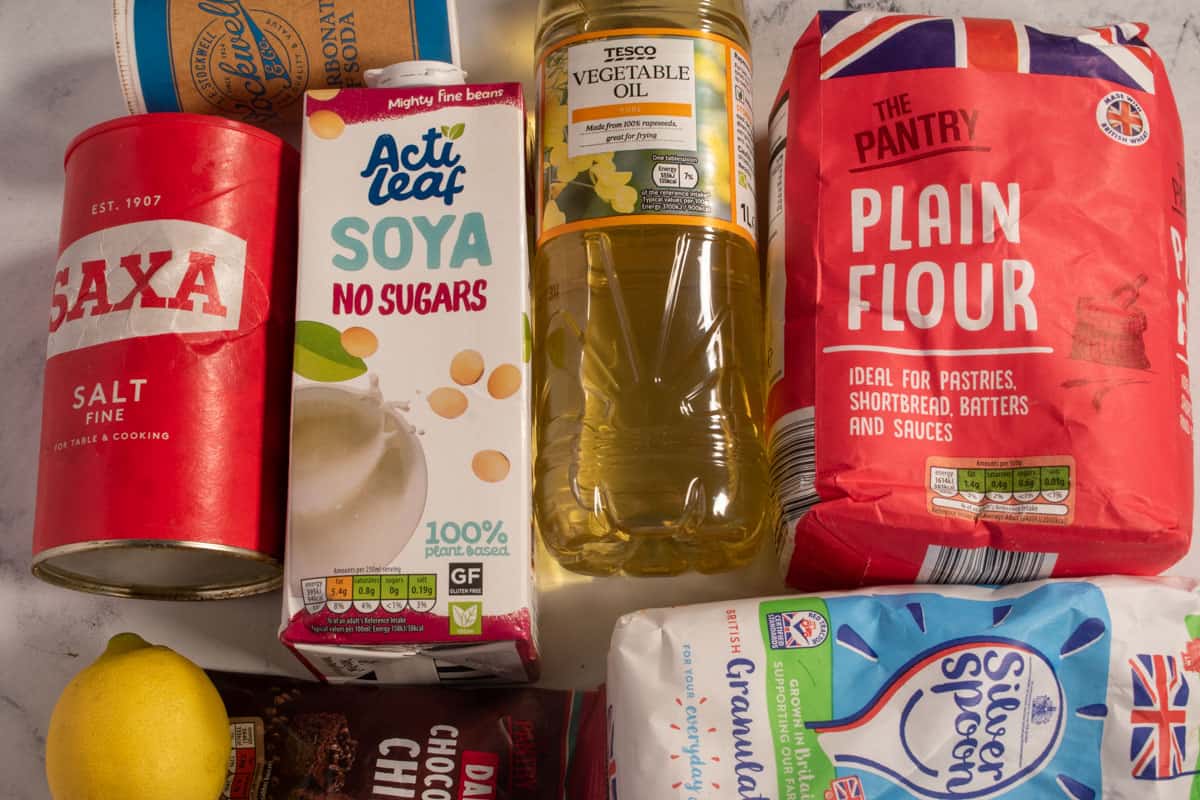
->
[280,81,535,683]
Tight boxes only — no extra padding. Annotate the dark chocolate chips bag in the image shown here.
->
[209,671,605,800]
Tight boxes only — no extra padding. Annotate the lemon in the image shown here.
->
[46,633,230,800]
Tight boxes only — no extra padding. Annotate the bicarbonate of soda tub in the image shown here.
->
[609,576,1200,799]
[112,0,460,126]
[280,82,536,684]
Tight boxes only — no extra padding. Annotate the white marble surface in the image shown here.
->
[0,1,1197,797]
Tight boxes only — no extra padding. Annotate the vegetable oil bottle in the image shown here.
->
[533,0,767,575]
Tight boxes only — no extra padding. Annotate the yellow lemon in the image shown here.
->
[46,633,230,800]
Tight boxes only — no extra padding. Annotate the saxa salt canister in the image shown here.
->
[32,114,299,599]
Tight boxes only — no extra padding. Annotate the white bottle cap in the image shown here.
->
[364,61,467,88]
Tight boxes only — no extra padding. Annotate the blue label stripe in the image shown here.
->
[132,0,182,111]
[412,0,455,62]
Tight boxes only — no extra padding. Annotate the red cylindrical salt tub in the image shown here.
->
[32,113,299,599]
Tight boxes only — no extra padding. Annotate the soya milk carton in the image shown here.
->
[281,82,535,683]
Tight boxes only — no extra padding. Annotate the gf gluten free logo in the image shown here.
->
[449,562,483,595]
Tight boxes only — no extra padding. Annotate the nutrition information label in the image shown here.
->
[301,574,437,615]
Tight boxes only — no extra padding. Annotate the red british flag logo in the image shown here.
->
[816,12,1156,94]
[777,610,827,648]
[1182,639,1200,674]
[824,775,865,799]
[1129,654,1190,779]
[783,614,812,647]
[1105,98,1145,137]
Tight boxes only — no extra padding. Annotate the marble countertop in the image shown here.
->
[1,0,1197,797]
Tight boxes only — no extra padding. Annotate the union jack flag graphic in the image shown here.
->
[817,12,1156,94]
[1105,98,1145,137]
[1129,654,1190,779]
[827,775,865,800]
[787,613,818,644]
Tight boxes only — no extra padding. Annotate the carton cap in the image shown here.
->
[364,60,467,89]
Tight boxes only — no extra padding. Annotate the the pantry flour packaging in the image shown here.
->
[609,576,1200,799]
[767,13,1191,589]
[280,82,536,683]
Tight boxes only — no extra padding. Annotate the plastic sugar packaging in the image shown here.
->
[609,576,1200,799]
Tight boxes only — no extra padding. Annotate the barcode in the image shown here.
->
[430,641,527,684]
[918,545,1058,584]
[435,660,507,684]
[769,407,817,556]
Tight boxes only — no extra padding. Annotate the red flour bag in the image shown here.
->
[767,13,1191,589]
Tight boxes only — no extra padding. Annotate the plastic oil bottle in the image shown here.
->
[532,0,768,575]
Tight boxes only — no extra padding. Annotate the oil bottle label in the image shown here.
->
[537,28,756,245]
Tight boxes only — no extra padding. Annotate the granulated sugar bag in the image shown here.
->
[765,13,1191,589]
[608,576,1200,799]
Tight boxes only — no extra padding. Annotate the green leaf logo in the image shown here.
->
[440,124,451,138]
[738,171,749,188]
[294,320,367,382]
[449,601,482,635]
[448,122,465,140]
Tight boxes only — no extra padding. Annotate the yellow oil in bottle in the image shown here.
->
[533,0,768,576]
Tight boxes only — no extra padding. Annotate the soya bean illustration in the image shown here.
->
[340,326,378,358]
[428,387,469,419]
[487,364,522,399]
[472,450,510,482]
[309,110,345,140]
[307,88,340,101]
[450,349,485,385]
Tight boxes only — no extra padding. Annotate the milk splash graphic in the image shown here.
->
[288,375,428,588]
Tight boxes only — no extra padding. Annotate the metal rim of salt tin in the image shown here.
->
[63,111,293,163]
[32,540,282,600]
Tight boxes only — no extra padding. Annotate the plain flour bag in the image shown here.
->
[766,13,1191,588]
[608,576,1200,799]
